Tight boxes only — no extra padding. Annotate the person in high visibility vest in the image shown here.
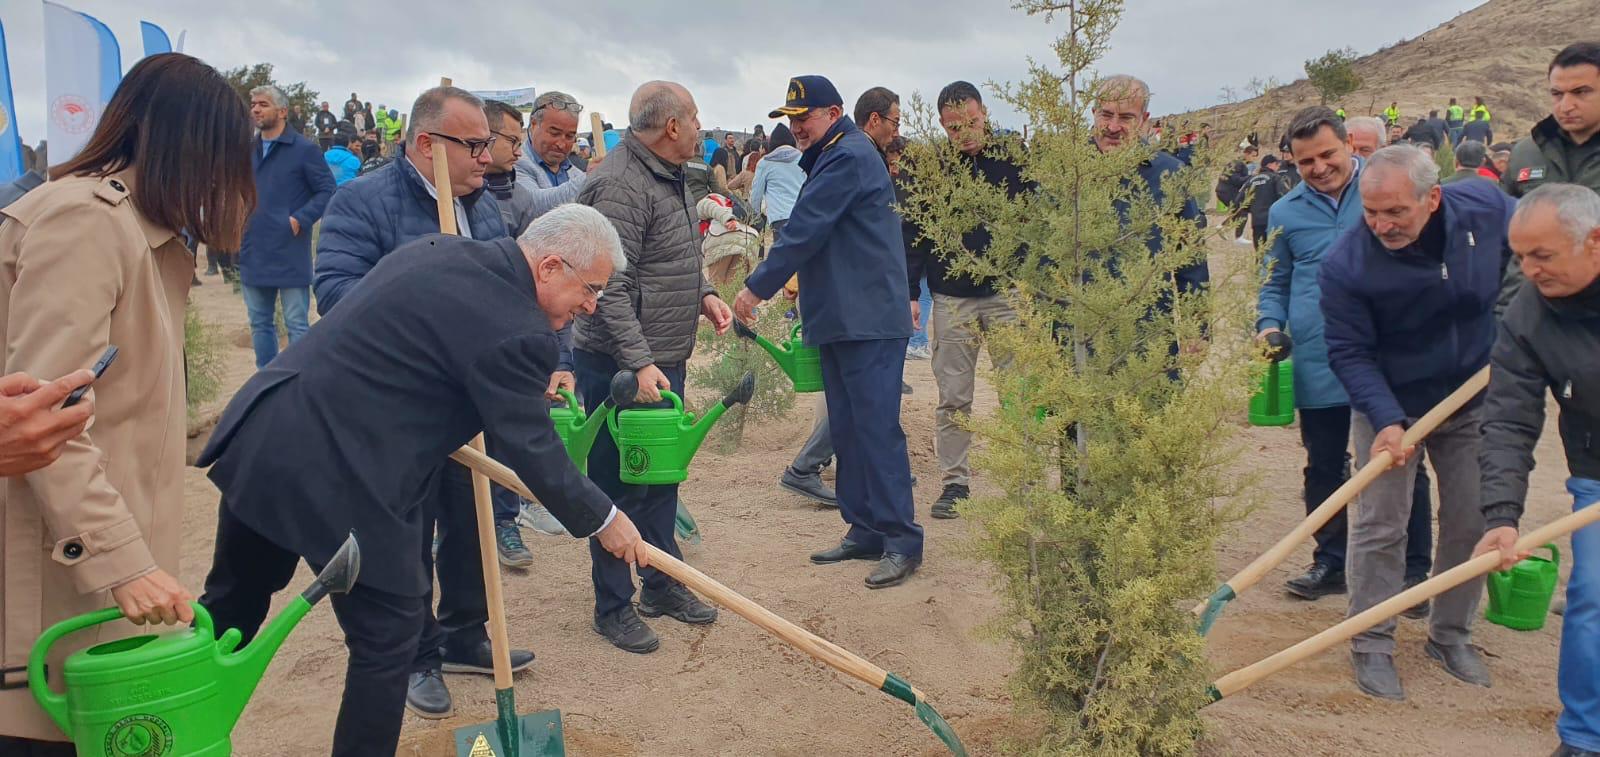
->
[1471,96,1491,122]
[1446,97,1466,145]
[1383,101,1401,126]
[1336,106,1347,120]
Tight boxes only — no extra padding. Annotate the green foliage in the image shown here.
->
[184,304,227,418]
[1304,48,1363,105]
[690,278,797,453]
[897,1,1261,752]
[221,63,319,123]
[1434,135,1457,179]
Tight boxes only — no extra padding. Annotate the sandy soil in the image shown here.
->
[175,236,1574,756]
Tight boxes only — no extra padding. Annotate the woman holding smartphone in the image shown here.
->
[0,53,254,753]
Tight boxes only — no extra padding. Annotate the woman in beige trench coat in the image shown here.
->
[0,53,254,752]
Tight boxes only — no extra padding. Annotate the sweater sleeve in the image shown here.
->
[1479,315,1547,529]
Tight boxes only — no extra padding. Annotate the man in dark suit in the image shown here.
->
[196,205,647,757]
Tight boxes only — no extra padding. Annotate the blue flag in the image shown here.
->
[140,21,172,57]
[0,20,23,183]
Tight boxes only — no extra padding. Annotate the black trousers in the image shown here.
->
[1299,405,1433,578]
[0,737,75,756]
[200,505,425,757]
[417,461,490,666]
[819,338,922,557]
[574,349,686,618]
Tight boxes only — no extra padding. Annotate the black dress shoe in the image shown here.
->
[1285,562,1346,600]
[780,467,838,507]
[810,539,883,565]
[639,583,718,625]
[1351,651,1404,701]
[440,640,534,675]
[405,669,453,719]
[1400,575,1431,620]
[593,606,660,654]
[865,553,922,589]
[1424,640,1491,687]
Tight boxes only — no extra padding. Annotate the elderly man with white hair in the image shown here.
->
[1319,143,1518,702]
[1344,115,1387,158]
[196,204,646,756]
[1474,184,1600,757]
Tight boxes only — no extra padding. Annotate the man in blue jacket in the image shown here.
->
[1320,143,1515,701]
[1257,106,1437,605]
[239,85,335,369]
[311,85,527,721]
[735,75,922,588]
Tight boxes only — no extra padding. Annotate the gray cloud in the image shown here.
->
[4,0,1482,146]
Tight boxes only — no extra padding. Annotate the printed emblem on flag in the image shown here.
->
[1517,167,1532,182]
[51,94,97,135]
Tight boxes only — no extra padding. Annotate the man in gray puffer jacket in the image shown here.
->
[574,80,734,654]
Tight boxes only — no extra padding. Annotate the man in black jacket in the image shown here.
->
[1240,154,1283,248]
[1474,184,1600,757]
[196,206,646,757]
[905,81,1032,519]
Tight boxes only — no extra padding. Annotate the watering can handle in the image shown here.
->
[1540,543,1560,565]
[659,390,685,413]
[555,387,580,411]
[788,321,805,342]
[28,602,214,731]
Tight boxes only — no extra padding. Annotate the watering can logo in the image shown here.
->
[624,446,652,478]
[105,713,173,756]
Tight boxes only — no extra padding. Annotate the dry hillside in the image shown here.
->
[1168,0,1589,145]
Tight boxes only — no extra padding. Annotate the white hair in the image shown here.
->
[1096,74,1151,112]
[1361,144,1439,200]
[1515,183,1600,249]
[518,203,626,272]
[249,85,288,110]
[1346,116,1387,146]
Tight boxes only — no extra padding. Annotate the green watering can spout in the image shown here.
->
[733,319,824,392]
[223,533,361,702]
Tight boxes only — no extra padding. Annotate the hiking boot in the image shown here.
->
[810,539,884,565]
[405,669,453,719]
[441,640,535,675]
[865,553,922,589]
[931,484,969,520]
[638,583,718,625]
[1351,651,1404,701]
[780,467,837,507]
[593,606,659,654]
[1400,575,1431,620]
[517,500,568,536]
[1284,562,1346,600]
[1424,640,1491,687]
[495,520,533,568]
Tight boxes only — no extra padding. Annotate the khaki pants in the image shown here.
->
[931,292,1018,487]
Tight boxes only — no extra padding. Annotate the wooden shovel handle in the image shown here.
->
[431,141,457,236]
[1212,500,1600,699]
[447,445,907,697]
[590,113,607,159]
[463,435,516,689]
[1195,365,1490,614]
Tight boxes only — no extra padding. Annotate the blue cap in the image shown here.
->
[769,75,843,119]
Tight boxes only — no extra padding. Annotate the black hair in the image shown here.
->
[482,99,524,129]
[886,136,907,154]
[1551,41,1600,73]
[768,122,796,149]
[1285,105,1348,145]
[1455,140,1488,168]
[936,81,983,112]
[853,86,900,128]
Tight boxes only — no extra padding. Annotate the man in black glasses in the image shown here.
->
[516,90,599,220]
[313,85,531,721]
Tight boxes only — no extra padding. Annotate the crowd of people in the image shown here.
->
[0,35,1595,756]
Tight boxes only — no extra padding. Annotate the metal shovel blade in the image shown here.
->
[452,707,564,757]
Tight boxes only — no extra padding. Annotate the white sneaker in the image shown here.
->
[905,344,931,361]
[1235,236,1253,246]
[517,500,568,536]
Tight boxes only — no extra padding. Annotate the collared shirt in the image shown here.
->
[418,167,472,239]
[1308,156,1361,212]
[539,158,575,188]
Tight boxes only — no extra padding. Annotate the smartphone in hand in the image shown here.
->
[62,345,118,408]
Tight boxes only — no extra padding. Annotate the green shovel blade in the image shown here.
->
[881,672,968,756]
[675,500,701,545]
[452,705,564,757]
[1195,584,1235,636]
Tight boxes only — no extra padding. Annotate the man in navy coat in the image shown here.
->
[238,85,335,368]
[197,205,647,756]
[735,76,923,588]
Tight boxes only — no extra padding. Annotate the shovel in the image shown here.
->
[1209,501,1600,702]
[448,445,968,756]
[1194,365,1490,635]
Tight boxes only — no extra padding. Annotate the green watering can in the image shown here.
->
[549,386,621,474]
[1486,543,1561,631]
[29,534,360,757]
[733,319,824,393]
[607,372,756,485]
[1249,331,1295,427]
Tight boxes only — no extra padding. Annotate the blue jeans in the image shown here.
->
[1559,477,1600,750]
[909,277,932,350]
[241,285,310,369]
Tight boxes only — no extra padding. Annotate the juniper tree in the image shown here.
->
[898,1,1261,752]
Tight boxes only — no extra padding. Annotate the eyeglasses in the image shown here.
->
[426,131,496,158]
[560,257,605,300]
[490,128,522,147]
[874,112,901,129]
[533,94,583,115]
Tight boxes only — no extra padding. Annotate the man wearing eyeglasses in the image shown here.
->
[735,75,923,590]
[313,86,532,722]
[515,91,600,221]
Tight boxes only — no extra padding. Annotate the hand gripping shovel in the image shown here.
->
[1194,365,1490,635]
[1208,501,1600,702]
[448,445,968,756]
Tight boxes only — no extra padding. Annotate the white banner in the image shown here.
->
[44,1,121,163]
[467,86,537,109]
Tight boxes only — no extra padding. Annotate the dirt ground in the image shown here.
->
[176,235,1575,756]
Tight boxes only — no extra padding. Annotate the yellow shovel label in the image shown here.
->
[468,733,497,757]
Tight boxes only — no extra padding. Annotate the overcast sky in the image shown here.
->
[3,0,1485,144]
